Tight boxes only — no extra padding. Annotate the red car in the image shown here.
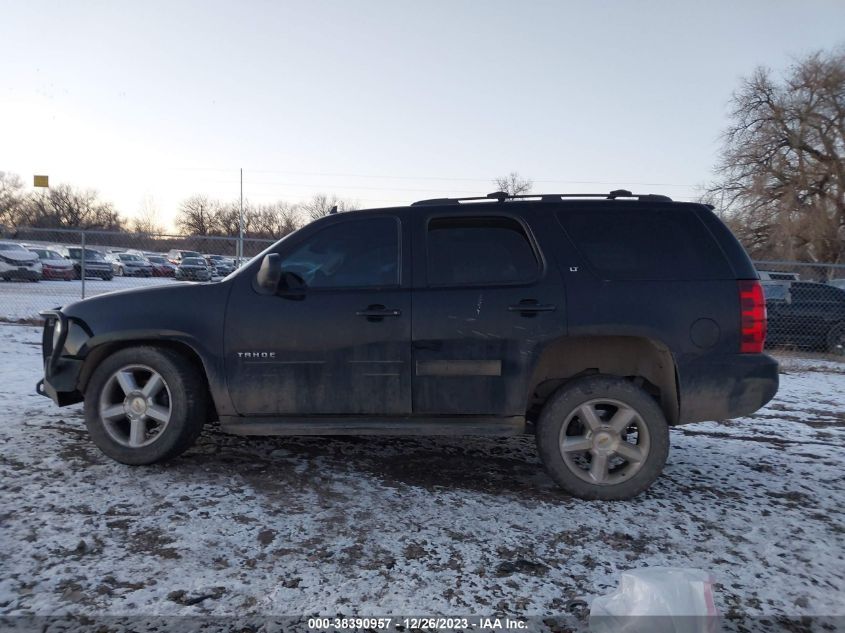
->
[28,247,75,280]
[146,255,177,277]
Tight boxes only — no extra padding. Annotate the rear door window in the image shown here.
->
[557,205,733,280]
[426,216,540,286]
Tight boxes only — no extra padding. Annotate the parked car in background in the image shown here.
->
[0,241,42,281]
[54,246,113,280]
[145,255,177,277]
[764,280,845,354]
[167,249,203,265]
[107,253,154,277]
[758,270,800,281]
[26,247,75,280]
[175,256,211,281]
[204,254,235,276]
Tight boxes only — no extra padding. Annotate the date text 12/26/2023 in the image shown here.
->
[307,617,528,630]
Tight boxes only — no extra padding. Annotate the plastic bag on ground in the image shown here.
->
[589,567,719,633]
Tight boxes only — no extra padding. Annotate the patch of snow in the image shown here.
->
[0,324,842,625]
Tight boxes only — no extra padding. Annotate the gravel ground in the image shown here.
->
[0,324,843,631]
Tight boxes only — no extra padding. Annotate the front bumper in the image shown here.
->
[2,267,40,280]
[677,353,779,424]
[37,311,84,406]
[42,267,75,280]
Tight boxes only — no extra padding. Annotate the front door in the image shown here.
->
[225,214,412,415]
[411,213,566,416]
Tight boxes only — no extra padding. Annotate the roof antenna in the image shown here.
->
[329,205,338,214]
[486,191,508,202]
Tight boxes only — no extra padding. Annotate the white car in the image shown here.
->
[0,241,42,281]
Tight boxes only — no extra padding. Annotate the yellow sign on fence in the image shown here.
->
[33,175,49,188]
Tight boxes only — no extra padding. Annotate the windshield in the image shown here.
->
[121,254,142,261]
[182,257,205,265]
[147,256,166,264]
[0,243,27,252]
[181,251,201,259]
[67,248,104,260]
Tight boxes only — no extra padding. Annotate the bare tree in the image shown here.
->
[23,183,124,230]
[252,202,301,239]
[175,195,216,236]
[299,193,359,222]
[133,194,164,234]
[0,171,26,227]
[708,49,845,262]
[493,171,533,196]
[209,200,242,236]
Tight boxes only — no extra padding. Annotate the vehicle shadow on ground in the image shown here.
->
[184,427,568,501]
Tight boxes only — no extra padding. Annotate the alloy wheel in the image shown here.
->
[558,398,651,486]
[98,365,172,448]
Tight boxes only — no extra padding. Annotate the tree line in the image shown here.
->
[0,175,361,241]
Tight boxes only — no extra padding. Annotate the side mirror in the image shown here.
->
[255,253,282,294]
[280,270,306,292]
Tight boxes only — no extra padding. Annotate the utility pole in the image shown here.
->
[238,168,244,264]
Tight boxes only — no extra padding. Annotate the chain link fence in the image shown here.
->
[756,260,845,362]
[0,227,273,323]
[1,227,844,362]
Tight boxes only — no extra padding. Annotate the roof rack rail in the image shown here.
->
[411,190,673,206]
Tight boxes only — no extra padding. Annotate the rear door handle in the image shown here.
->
[508,300,556,314]
[356,305,402,320]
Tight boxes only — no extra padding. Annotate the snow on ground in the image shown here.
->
[0,277,199,322]
[0,324,843,630]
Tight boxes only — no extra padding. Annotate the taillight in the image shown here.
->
[739,280,767,353]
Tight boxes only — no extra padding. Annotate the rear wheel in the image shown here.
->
[84,346,207,464]
[827,323,845,355]
[536,375,669,500]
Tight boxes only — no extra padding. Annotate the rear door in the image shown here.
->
[410,211,566,416]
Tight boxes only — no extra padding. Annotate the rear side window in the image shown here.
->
[557,206,732,280]
[426,216,539,286]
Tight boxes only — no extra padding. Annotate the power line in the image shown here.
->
[162,166,699,189]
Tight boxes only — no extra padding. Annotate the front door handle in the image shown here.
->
[508,300,557,315]
[356,304,402,320]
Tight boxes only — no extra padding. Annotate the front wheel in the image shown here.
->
[536,375,669,500]
[84,346,208,464]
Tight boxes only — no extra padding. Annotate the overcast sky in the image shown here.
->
[2,0,844,229]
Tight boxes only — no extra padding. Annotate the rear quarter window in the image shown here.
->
[556,205,733,280]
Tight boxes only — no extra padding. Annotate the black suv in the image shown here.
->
[37,191,778,500]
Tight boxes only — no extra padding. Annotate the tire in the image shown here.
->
[104,274,113,281]
[84,346,208,465]
[827,323,845,355]
[116,266,124,277]
[536,375,669,500]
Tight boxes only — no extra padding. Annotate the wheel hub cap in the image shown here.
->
[593,430,614,451]
[126,394,148,417]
